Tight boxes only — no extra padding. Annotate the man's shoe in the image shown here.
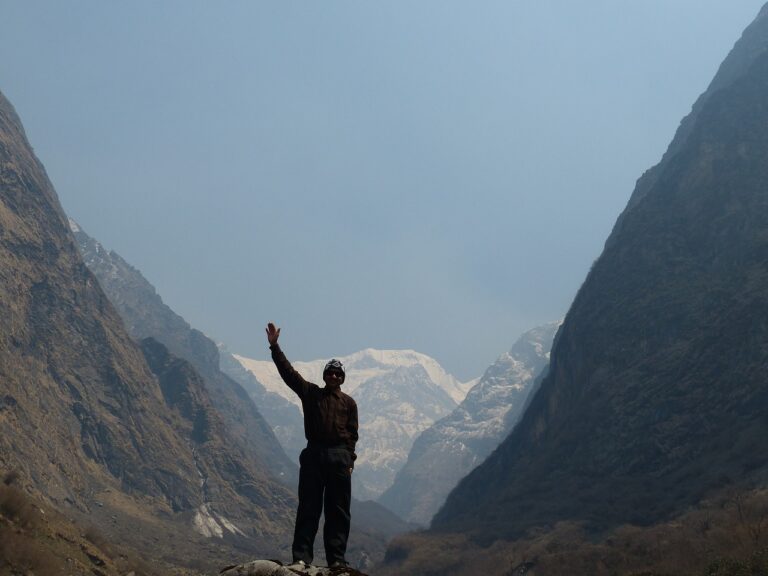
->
[287,560,310,569]
[328,560,349,568]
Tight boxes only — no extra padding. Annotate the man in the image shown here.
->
[265,322,358,568]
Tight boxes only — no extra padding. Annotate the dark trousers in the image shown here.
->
[292,445,352,565]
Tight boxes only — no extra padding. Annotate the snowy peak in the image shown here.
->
[232,348,474,408]
[341,348,474,404]
[465,320,561,412]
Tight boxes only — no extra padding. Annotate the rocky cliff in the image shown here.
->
[0,89,294,572]
[0,87,190,510]
[430,3,768,542]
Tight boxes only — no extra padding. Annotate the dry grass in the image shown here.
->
[0,470,207,576]
[0,471,120,576]
[0,532,66,576]
[0,480,70,575]
[2,470,20,486]
[0,484,41,528]
[380,487,768,576]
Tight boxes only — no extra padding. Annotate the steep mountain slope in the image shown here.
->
[379,322,560,525]
[229,348,474,499]
[0,87,188,510]
[430,3,768,542]
[71,220,297,485]
[0,89,294,570]
[137,337,292,541]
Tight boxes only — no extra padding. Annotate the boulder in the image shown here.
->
[219,559,368,576]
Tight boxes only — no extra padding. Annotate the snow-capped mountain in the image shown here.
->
[225,348,476,500]
[378,321,561,525]
[234,348,473,407]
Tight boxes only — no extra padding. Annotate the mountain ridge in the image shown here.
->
[0,87,296,572]
[379,321,560,525]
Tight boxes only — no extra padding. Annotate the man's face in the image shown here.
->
[323,370,344,388]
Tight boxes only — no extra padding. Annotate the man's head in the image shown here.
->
[323,359,345,388]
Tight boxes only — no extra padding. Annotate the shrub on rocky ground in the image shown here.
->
[0,483,39,528]
[704,548,768,576]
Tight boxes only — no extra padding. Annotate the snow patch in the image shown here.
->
[194,504,223,538]
[193,504,245,538]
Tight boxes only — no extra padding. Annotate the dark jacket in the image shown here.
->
[270,343,358,464]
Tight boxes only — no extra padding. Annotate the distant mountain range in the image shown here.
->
[379,321,560,525]
[227,349,477,500]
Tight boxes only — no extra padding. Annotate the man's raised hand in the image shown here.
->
[266,322,281,346]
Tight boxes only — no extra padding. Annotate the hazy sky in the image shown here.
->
[0,1,764,380]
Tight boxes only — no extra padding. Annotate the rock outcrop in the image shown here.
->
[219,559,368,576]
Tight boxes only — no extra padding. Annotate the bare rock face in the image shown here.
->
[379,321,560,525]
[0,89,206,516]
[433,2,768,541]
[72,220,298,486]
[0,88,295,570]
[219,559,369,576]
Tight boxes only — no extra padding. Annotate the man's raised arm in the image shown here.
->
[266,322,311,399]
